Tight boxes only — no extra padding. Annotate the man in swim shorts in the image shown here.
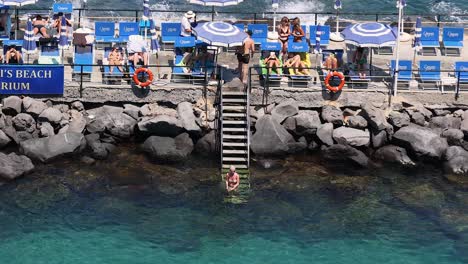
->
[237,30,255,85]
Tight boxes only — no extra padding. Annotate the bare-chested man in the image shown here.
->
[237,30,255,85]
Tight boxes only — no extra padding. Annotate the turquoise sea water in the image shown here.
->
[0,147,467,264]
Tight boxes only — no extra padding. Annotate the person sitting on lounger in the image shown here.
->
[53,12,72,36]
[127,35,149,67]
[353,47,368,79]
[284,53,309,75]
[108,46,124,74]
[323,53,338,70]
[5,45,22,64]
[265,51,280,75]
[33,15,49,38]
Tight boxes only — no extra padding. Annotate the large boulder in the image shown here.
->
[140,103,178,117]
[1,96,22,115]
[322,144,370,167]
[251,115,295,155]
[442,129,464,145]
[406,106,432,126]
[393,125,448,159]
[87,106,137,138]
[22,97,47,116]
[19,132,85,162]
[321,105,343,125]
[388,111,411,128]
[429,116,461,130]
[137,115,184,137]
[66,110,86,134]
[461,110,468,136]
[142,133,194,162]
[12,113,36,133]
[294,110,321,136]
[271,101,299,124]
[71,101,85,111]
[332,127,370,147]
[371,129,388,148]
[123,104,140,120]
[360,102,389,131]
[0,152,34,180]
[374,145,415,166]
[0,130,11,148]
[444,146,468,175]
[177,102,201,134]
[194,131,216,156]
[85,134,115,160]
[38,122,55,137]
[38,107,63,124]
[347,115,368,129]
[317,123,334,146]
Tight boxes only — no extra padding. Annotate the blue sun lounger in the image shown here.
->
[38,45,61,64]
[161,22,181,50]
[309,25,330,49]
[418,60,441,90]
[286,41,311,87]
[442,27,464,57]
[95,22,119,46]
[390,60,412,89]
[118,22,139,43]
[73,44,94,81]
[454,61,468,86]
[420,27,440,56]
[247,24,268,45]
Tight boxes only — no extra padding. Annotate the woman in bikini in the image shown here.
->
[225,166,240,193]
[291,17,305,42]
[108,46,124,74]
[277,16,290,57]
[33,15,49,38]
[265,51,281,75]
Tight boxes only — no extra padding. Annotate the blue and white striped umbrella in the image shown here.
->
[272,0,279,8]
[188,0,243,6]
[22,19,36,54]
[0,0,37,6]
[58,15,68,50]
[314,24,322,54]
[413,17,422,51]
[142,0,150,20]
[396,0,406,9]
[341,22,398,47]
[193,21,247,47]
[149,18,160,54]
[334,0,342,9]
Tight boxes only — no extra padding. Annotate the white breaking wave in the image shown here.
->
[430,1,468,23]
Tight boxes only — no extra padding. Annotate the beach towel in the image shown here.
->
[127,35,148,53]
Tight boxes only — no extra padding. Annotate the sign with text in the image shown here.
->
[0,65,64,95]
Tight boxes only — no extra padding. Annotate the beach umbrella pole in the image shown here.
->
[330,4,344,41]
[392,1,404,97]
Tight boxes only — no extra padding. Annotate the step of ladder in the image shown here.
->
[223,149,248,154]
[222,91,246,96]
[223,127,247,132]
[223,120,247,125]
[222,98,247,103]
[222,113,246,117]
[223,134,247,139]
[223,157,248,162]
[223,142,248,147]
[223,106,246,111]
[222,164,248,169]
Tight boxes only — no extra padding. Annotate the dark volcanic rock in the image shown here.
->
[251,115,295,156]
[393,125,448,159]
[137,115,184,137]
[360,102,389,131]
[321,105,343,125]
[461,110,468,136]
[38,107,63,124]
[374,145,415,166]
[194,131,216,156]
[0,129,11,148]
[371,130,388,148]
[177,102,201,135]
[22,97,47,116]
[2,96,22,115]
[142,133,194,162]
[317,123,334,146]
[0,152,34,180]
[294,110,321,136]
[271,101,299,124]
[332,127,370,147]
[20,132,85,162]
[12,113,36,133]
[388,111,411,128]
[429,116,461,130]
[322,144,370,167]
[442,129,464,145]
[444,146,468,175]
[87,106,137,138]
[347,115,368,129]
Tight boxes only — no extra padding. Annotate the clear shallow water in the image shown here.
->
[0,146,467,263]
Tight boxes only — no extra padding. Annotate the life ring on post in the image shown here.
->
[133,68,154,87]
[325,71,345,93]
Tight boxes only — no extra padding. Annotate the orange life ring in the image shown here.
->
[133,68,154,87]
[325,71,345,92]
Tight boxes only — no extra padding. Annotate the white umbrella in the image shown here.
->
[393,0,406,97]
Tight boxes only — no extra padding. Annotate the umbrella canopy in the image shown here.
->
[313,24,322,54]
[58,16,68,49]
[0,0,37,6]
[334,0,342,9]
[142,0,150,20]
[193,21,247,47]
[272,0,278,8]
[22,19,36,54]
[341,22,398,47]
[188,0,243,6]
[149,18,160,53]
[413,17,422,51]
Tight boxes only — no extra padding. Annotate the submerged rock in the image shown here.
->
[332,127,370,147]
[19,132,85,162]
[393,125,448,159]
[322,144,370,167]
[142,133,194,162]
[0,152,34,180]
[194,130,216,156]
[374,145,415,166]
[396,183,445,213]
[251,115,295,156]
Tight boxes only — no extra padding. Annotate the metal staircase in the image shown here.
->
[220,87,251,204]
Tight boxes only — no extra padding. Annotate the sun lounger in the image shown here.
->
[161,22,181,50]
[94,22,118,45]
[285,41,311,87]
[390,60,412,89]
[442,27,464,57]
[259,42,283,86]
[73,44,94,81]
[309,25,330,49]
[420,27,439,56]
[38,45,61,64]
[418,60,441,90]
[247,24,268,45]
[454,62,468,87]
[118,22,139,43]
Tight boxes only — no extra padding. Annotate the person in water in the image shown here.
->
[225,166,240,193]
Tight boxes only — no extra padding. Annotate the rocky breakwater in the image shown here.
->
[250,100,468,178]
[0,95,217,183]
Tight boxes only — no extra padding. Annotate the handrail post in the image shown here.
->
[437,14,441,28]
[315,13,318,25]
[78,9,82,28]
[375,14,379,22]
[135,10,139,22]
[455,70,460,100]
[254,13,257,24]
[80,65,84,98]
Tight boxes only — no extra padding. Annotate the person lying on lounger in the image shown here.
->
[284,52,309,75]
[33,15,49,38]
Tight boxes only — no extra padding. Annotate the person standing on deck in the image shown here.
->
[180,11,196,37]
[226,166,240,193]
[238,30,255,86]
